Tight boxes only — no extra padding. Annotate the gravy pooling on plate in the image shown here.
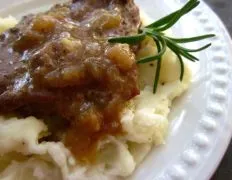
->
[0,0,141,162]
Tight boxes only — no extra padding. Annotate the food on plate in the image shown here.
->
[0,0,140,162]
[0,0,214,179]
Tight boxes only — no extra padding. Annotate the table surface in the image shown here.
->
[204,0,232,179]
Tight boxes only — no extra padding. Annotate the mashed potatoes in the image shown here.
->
[0,16,17,34]
[0,16,191,180]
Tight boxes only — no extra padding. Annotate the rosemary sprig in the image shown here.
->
[108,0,215,93]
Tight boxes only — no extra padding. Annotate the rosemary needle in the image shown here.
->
[108,0,215,93]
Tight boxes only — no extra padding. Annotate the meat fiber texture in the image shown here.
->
[0,17,191,180]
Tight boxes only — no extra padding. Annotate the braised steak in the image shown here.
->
[0,0,140,162]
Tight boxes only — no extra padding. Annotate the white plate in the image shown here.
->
[0,0,232,180]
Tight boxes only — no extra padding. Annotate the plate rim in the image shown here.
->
[192,1,232,179]
[156,1,232,179]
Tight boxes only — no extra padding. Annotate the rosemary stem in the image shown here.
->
[153,38,162,93]
[108,0,214,93]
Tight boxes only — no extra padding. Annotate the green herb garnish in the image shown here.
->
[108,0,215,93]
